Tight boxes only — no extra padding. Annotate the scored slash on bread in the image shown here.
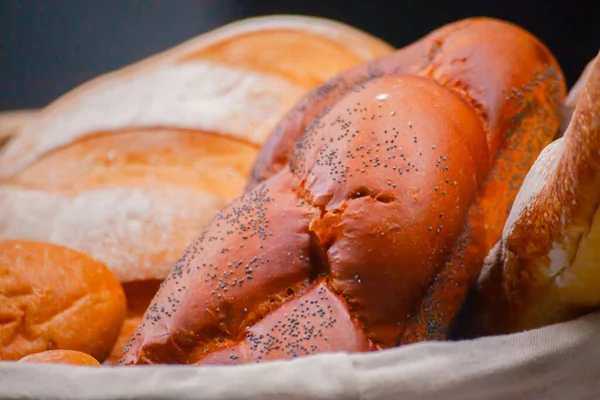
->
[462,51,600,335]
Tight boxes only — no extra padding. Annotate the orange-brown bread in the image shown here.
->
[18,350,100,366]
[460,52,600,336]
[0,16,392,326]
[104,280,162,365]
[0,240,126,361]
[120,18,565,365]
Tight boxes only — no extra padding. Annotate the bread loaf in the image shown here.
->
[0,16,393,361]
[0,240,125,361]
[120,17,565,366]
[17,350,100,366]
[460,52,600,336]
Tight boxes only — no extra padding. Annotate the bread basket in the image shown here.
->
[1,15,598,400]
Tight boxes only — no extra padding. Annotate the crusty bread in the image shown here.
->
[0,16,391,283]
[0,16,393,362]
[18,350,100,366]
[460,51,600,336]
[0,240,126,361]
[120,18,565,366]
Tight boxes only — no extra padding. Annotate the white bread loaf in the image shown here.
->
[0,15,393,284]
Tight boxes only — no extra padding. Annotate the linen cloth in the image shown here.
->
[1,312,599,400]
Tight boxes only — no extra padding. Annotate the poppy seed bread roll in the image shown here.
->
[120,17,565,365]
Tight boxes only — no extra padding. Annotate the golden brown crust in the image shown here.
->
[291,75,486,346]
[17,350,100,366]
[0,129,258,283]
[461,52,600,336]
[195,279,374,365]
[247,17,565,190]
[121,24,564,363]
[120,171,319,364]
[0,240,126,361]
[7,128,256,198]
[248,17,565,345]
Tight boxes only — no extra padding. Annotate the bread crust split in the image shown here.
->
[120,17,566,365]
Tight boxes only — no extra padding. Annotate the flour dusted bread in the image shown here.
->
[0,240,125,362]
[0,16,392,361]
[0,15,391,279]
[463,52,600,335]
[120,18,565,366]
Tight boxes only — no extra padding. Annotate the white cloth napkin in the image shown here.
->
[1,312,599,400]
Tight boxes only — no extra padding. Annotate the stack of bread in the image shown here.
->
[0,14,598,367]
[0,15,393,365]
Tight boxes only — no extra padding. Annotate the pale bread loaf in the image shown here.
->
[0,15,393,283]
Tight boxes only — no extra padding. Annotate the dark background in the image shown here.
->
[1,0,598,110]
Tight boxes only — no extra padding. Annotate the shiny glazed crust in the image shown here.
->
[120,18,566,364]
[0,240,126,361]
[17,350,100,366]
[463,52,600,335]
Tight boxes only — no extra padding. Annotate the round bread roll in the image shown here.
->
[0,16,393,360]
[18,350,100,366]
[0,240,125,361]
[460,52,600,336]
[120,18,566,365]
